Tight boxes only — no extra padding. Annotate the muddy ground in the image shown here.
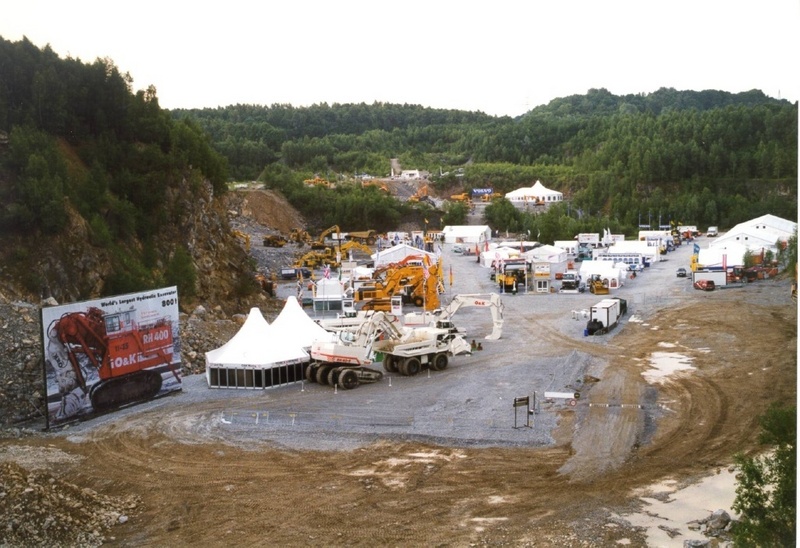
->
[0,193,796,547]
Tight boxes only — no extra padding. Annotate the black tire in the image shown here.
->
[403,357,421,376]
[305,363,319,383]
[337,369,360,390]
[316,365,332,385]
[431,353,448,372]
[413,295,424,307]
[327,367,340,387]
[383,354,397,373]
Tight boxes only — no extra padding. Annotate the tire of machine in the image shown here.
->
[337,369,360,390]
[403,357,421,376]
[316,365,332,385]
[305,363,319,383]
[431,353,449,371]
[413,295,424,307]
[383,354,397,373]
[327,367,340,387]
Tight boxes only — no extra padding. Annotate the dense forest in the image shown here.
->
[173,89,797,240]
[0,36,797,298]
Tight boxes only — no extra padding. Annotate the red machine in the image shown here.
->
[48,306,179,412]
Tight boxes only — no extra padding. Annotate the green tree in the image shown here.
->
[165,246,197,298]
[732,403,796,546]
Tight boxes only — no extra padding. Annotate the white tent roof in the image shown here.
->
[441,225,492,244]
[205,307,308,366]
[524,244,567,264]
[372,243,437,267]
[270,296,335,348]
[505,180,563,200]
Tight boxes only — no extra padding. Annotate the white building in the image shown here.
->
[710,214,796,255]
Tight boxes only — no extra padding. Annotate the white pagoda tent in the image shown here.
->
[505,181,563,206]
[205,307,308,389]
[270,296,335,349]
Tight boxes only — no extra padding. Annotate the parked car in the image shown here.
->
[693,279,715,291]
[452,244,464,254]
[676,267,687,278]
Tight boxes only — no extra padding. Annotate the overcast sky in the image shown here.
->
[3,1,798,117]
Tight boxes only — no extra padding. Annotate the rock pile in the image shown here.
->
[0,461,139,547]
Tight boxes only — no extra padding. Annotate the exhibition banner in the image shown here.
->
[41,286,182,428]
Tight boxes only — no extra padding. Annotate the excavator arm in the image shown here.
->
[439,293,504,340]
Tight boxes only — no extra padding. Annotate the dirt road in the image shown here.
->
[1,241,796,547]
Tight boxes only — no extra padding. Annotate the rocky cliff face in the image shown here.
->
[0,176,257,314]
[0,177,279,426]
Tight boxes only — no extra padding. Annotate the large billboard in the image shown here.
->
[41,287,182,428]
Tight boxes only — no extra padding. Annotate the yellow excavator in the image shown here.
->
[310,225,341,250]
[357,256,443,311]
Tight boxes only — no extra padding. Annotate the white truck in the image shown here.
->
[706,226,719,237]
[307,311,472,390]
[585,297,627,335]
[559,271,582,293]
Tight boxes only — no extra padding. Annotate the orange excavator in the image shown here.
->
[47,306,179,413]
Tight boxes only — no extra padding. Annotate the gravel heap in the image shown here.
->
[0,461,139,548]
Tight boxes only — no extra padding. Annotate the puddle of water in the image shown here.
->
[620,469,738,547]
[642,352,695,383]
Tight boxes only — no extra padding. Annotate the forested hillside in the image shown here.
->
[0,37,254,306]
[174,88,797,240]
[0,35,797,303]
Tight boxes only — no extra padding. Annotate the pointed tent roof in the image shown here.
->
[505,180,563,200]
[205,307,308,366]
[270,296,335,348]
[371,243,437,267]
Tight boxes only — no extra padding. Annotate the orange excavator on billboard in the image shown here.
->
[47,306,179,413]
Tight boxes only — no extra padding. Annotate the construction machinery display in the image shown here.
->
[306,311,472,390]
[356,256,443,311]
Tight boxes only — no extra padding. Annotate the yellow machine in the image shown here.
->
[310,225,342,250]
[356,257,443,311]
[347,230,378,245]
[450,192,471,203]
[263,234,288,247]
[232,230,251,252]
[294,248,340,269]
[587,275,610,295]
[289,228,312,246]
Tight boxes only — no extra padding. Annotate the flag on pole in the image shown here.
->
[422,258,430,280]
[323,264,331,279]
[449,264,453,287]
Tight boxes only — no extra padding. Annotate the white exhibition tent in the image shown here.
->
[505,180,563,205]
[697,242,747,269]
[372,243,438,268]
[205,307,309,389]
[441,225,492,245]
[524,244,568,264]
[578,261,627,290]
[270,296,335,349]
[710,214,796,254]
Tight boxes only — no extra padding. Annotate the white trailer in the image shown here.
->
[586,297,627,335]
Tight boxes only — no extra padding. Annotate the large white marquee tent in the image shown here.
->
[505,181,563,206]
[205,307,309,389]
